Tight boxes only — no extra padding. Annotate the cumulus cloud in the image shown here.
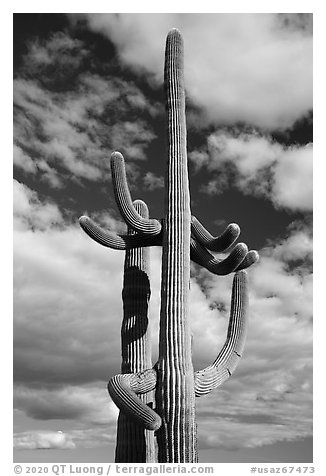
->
[143,171,164,191]
[14,224,124,386]
[14,384,118,424]
[189,131,313,211]
[14,33,160,189]
[82,13,312,129]
[271,229,312,263]
[14,431,76,450]
[197,409,311,451]
[14,180,124,383]
[21,31,89,86]
[109,120,156,161]
[272,146,313,210]
[14,180,63,230]
[13,145,37,174]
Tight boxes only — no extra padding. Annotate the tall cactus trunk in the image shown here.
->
[155,29,197,463]
[115,201,156,462]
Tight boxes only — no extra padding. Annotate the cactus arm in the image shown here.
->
[111,152,162,236]
[194,270,249,397]
[108,369,162,431]
[191,216,240,251]
[190,237,250,275]
[79,215,162,250]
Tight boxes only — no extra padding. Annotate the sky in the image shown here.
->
[13,12,313,463]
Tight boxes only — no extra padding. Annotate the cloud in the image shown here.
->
[14,75,156,186]
[21,31,89,86]
[110,120,156,161]
[271,229,312,263]
[14,180,63,230]
[14,33,160,188]
[189,131,313,211]
[13,78,103,185]
[14,384,118,425]
[143,171,164,191]
[197,408,311,451]
[13,222,124,386]
[272,146,313,210]
[13,145,37,174]
[13,180,125,386]
[81,13,312,129]
[14,431,76,450]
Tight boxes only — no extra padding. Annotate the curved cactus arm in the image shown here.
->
[191,236,259,274]
[190,237,249,275]
[194,270,249,397]
[108,369,162,431]
[79,215,162,250]
[111,152,162,236]
[191,216,240,252]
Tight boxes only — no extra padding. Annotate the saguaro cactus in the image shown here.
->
[79,28,259,463]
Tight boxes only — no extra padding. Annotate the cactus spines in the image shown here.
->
[194,270,248,396]
[79,27,259,463]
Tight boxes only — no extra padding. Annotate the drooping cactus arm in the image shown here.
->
[191,216,240,252]
[194,270,248,397]
[111,152,162,236]
[191,236,258,274]
[108,369,162,431]
[79,215,162,250]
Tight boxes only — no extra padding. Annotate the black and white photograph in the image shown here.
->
[13,11,313,465]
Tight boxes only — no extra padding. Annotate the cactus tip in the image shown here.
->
[79,215,88,225]
[236,242,248,254]
[250,250,260,263]
[228,223,240,234]
[111,151,123,161]
[167,28,183,42]
[133,199,147,208]
[169,27,181,34]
